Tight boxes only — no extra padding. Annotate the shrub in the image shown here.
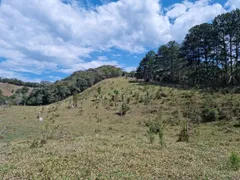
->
[72,93,78,107]
[229,152,240,170]
[177,120,189,142]
[146,120,161,134]
[145,116,165,146]
[118,103,130,116]
[97,87,102,95]
[113,89,119,95]
[201,106,218,122]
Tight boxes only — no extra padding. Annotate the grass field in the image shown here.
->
[0,78,240,179]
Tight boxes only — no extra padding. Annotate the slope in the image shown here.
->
[0,82,25,97]
[0,77,240,179]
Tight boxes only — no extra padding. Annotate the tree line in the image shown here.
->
[0,78,50,88]
[136,9,240,88]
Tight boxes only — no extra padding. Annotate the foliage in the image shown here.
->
[135,9,240,88]
[0,77,47,87]
[118,103,130,116]
[229,152,240,170]
[201,106,218,122]
[72,93,78,107]
[145,115,165,146]
[97,87,102,95]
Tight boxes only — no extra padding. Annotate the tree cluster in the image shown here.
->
[0,78,49,88]
[136,9,240,88]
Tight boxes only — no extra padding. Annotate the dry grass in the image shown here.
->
[0,77,240,179]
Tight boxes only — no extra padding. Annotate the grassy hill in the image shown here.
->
[0,77,240,179]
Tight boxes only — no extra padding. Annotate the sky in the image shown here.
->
[0,0,239,82]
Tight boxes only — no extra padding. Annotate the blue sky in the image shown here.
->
[0,0,239,82]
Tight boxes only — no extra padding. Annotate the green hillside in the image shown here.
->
[0,77,240,179]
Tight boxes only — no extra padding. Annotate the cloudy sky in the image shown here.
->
[0,0,239,82]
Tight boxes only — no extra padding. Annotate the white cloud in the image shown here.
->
[124,66,137,72]
[225,0,240,10]
[0,0,229,80]
[0,69,41,82]
[59,58,119,74]
[167,0,226,41]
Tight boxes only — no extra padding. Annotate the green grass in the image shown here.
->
[0,77,240,179]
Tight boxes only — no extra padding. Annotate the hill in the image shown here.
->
[0,83,33,105]
[0,82,25,97]
[0,77,240,179]
[0,66,122,106]
[26,65,122,105]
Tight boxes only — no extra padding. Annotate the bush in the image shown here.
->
[72,93,78,107]
[118,103,130,116]
[97,87,102,95]
[229,152,240,170]
[145,116,165,146]
[177,120,189,142]
[201,106,218,122]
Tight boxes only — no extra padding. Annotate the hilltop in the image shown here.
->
[0,77,240,179]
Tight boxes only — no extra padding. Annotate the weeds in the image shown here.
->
[228,152,240,170]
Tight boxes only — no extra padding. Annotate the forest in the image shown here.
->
[136,9,240,88]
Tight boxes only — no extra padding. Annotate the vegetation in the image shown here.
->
[177,120,189,142]
[136,9,240,88]
[0,86,30,105]
[0,78,240,179]
[229,152,240,170]
[1,9,240,180]
[0,77,48,87]
[26,65,122,105]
